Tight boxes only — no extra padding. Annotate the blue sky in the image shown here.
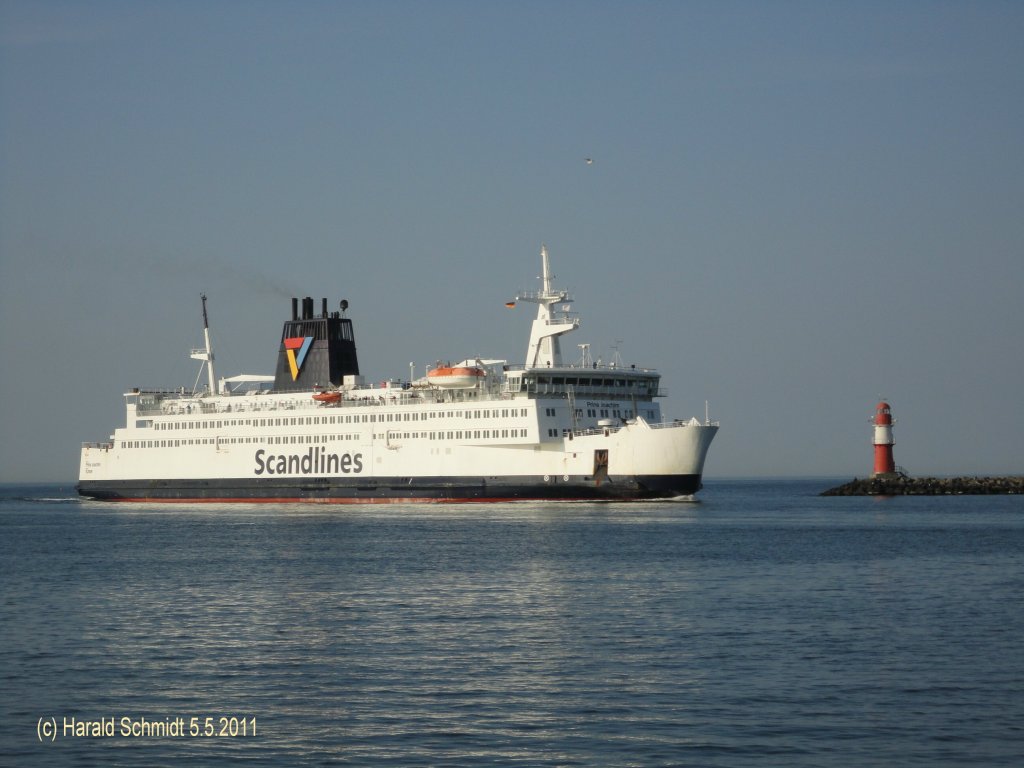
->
[1,1,1022,481]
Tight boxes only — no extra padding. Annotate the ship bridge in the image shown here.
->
[502,364,663,400]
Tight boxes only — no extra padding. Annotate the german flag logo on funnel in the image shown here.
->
[284,336,313,380]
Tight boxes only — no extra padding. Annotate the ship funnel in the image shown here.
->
[273,296,360,391]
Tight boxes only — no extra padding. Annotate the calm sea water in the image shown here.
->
[2,479,1023,767]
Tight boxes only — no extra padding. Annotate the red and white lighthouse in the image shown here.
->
[872,401,896,477]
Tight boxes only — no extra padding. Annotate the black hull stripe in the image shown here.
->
[77,474,703,502]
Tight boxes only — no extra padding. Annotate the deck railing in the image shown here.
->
[129,360,668,416]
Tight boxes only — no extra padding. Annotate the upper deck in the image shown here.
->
[127,360,664,420]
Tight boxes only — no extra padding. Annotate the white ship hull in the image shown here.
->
[79,392,716,501]
[78,247,718,503]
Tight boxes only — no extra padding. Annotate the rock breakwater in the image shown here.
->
[822,476,1024,496]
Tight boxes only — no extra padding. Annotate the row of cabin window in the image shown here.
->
[544,406,642,419]
[585,408,625,418]
[151,408,532,431]
[121,429,531,449]
[123,434,358,448]
[383,429,530,440]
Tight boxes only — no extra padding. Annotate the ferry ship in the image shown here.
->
[78,247,718,502]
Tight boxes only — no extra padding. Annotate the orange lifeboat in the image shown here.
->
[426,366,485,389]
[312,390,342,404]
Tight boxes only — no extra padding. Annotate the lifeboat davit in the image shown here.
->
[427,366,485,389]
[312,390,342,404]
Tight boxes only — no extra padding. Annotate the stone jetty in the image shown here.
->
[822,475,1024,496]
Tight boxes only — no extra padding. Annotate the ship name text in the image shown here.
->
[254,447,363,476]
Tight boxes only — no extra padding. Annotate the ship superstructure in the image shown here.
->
[78,247,718,502]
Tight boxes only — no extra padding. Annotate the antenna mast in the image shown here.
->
[190,294,218,395]
[517,245,579,368]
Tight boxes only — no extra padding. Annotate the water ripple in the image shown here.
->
[2,480,1023,765]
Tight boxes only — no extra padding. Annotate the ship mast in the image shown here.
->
[190,293,217,395]
[517,245,579,368]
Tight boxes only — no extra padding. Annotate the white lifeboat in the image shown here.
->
[427,365,485,389]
